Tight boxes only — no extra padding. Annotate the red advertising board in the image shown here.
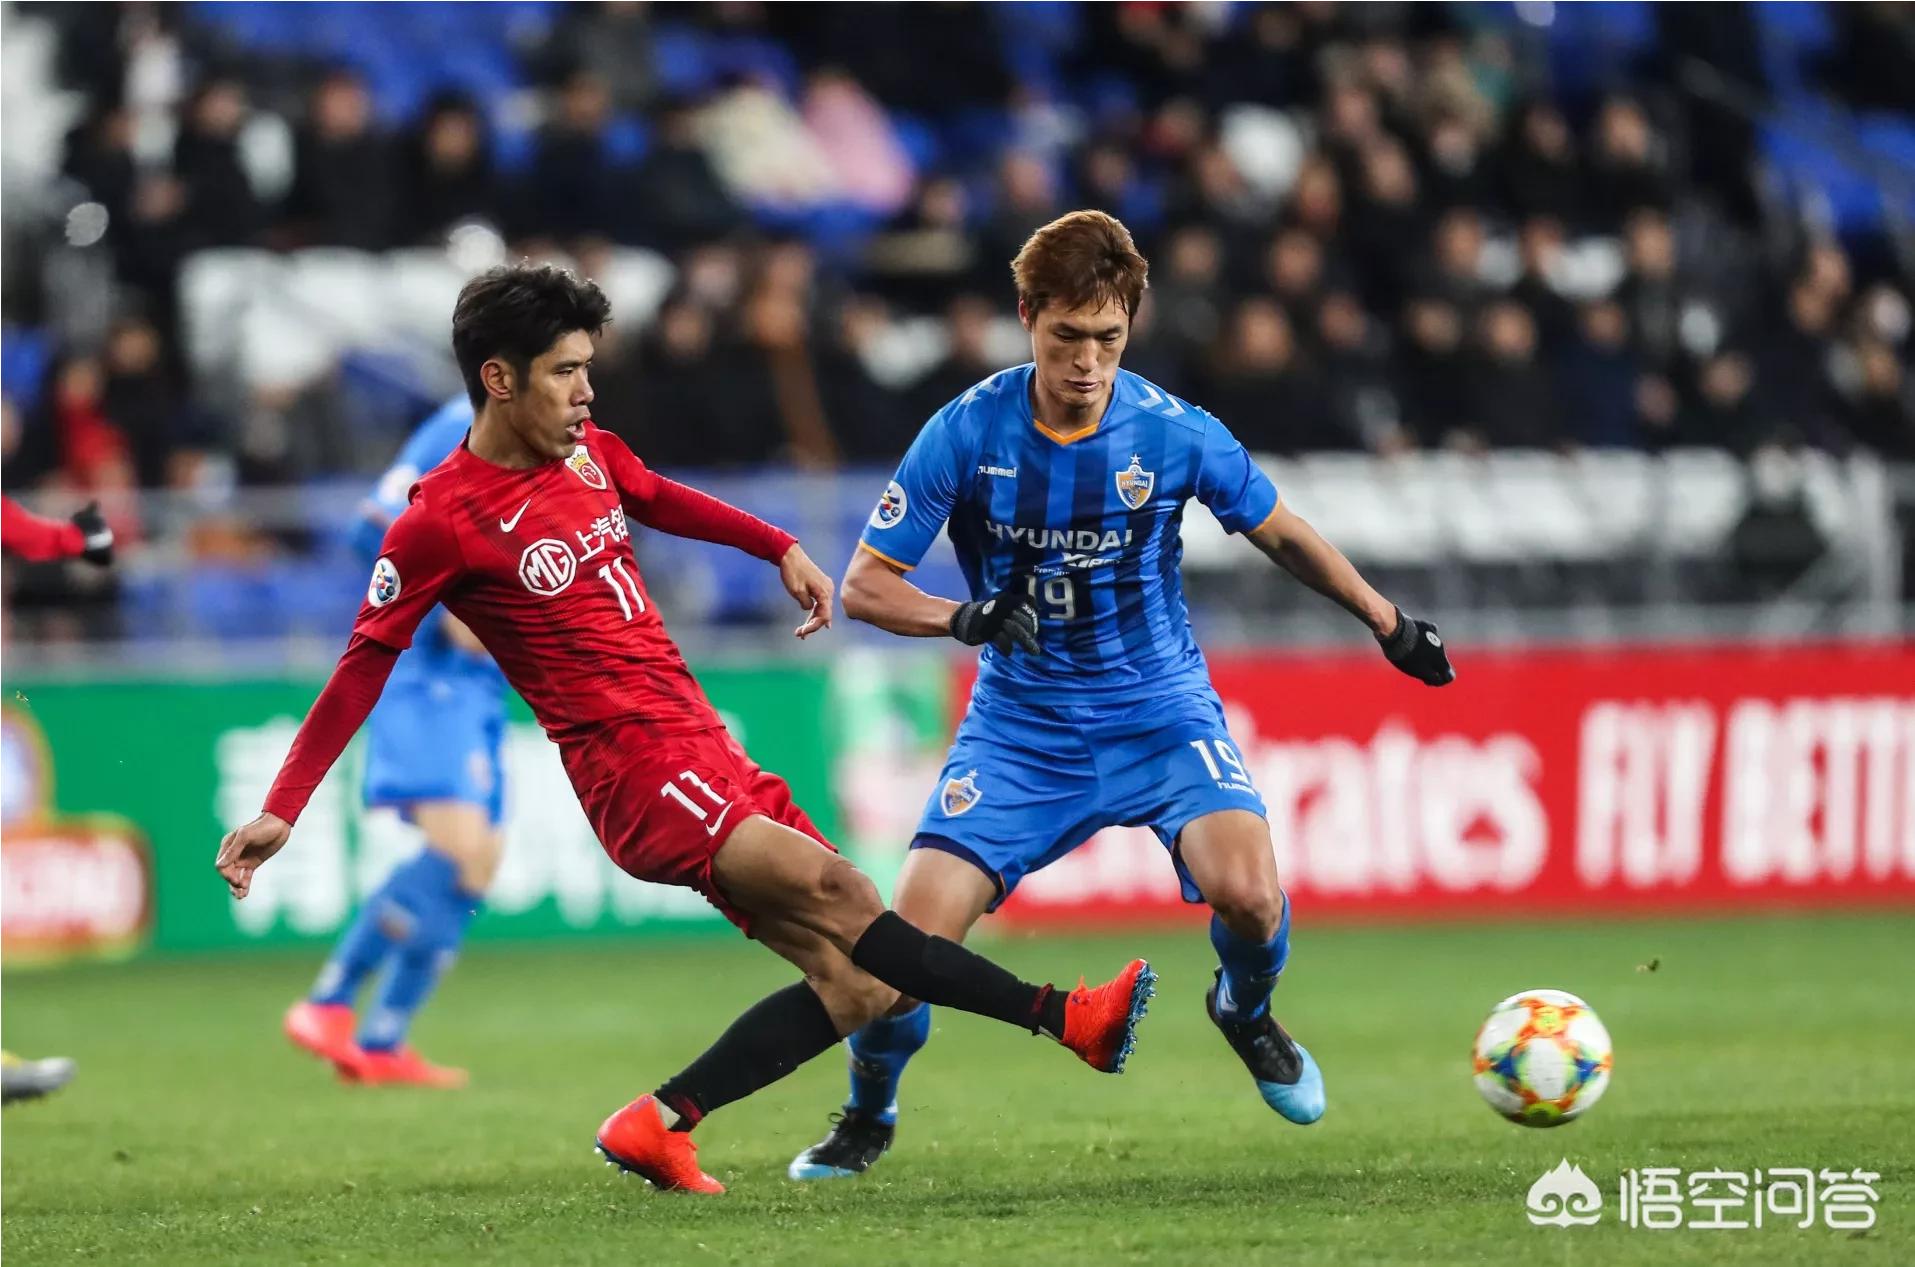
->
[980,643,1915,925]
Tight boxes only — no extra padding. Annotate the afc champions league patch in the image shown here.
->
[566,445,608,490]
[1115,453,1155,510]
[940,769,983,816]
[368,556,402,606]
[871,480,908,530]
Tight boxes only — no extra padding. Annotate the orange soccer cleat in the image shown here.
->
[595,1095,725,1194]
[335,1044,469,1089]
[1059,958,1157,1073]
[284,1001,357,1065]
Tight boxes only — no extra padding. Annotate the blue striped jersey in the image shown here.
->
[858,364,1279,702]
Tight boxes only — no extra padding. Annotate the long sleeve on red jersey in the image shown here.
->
[351,489,468,651]
[591,426,797,562]
[263,634,400,823]
[260,489,465,823]
[1,495,86,561]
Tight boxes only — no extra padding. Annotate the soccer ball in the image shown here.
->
[1471,989,1613,1127]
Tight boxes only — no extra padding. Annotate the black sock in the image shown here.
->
[850,911,1066,1039]
[654,982,841,1131]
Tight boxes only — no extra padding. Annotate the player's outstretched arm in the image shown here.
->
[0,495,112,565]
[215,813,291,901]
[842,549,1039,655]
[214,634,402,898]
[841,548,961,637]
[1246,504,1454,685]
[778,542,834,639]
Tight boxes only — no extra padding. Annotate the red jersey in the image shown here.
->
[1,495,86,562]
[356,422,782,742]
[262,421,796,824]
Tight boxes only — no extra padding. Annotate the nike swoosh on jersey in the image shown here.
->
[499,499,532,532]
[704,800,736,838]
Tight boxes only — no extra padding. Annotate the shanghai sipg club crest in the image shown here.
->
[567,445,608,490]
[1115,453,1155,510]
[940,769,983,816]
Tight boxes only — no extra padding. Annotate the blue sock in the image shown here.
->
[845,1002,931,1125]
[308,853,441,1006]
[1210,890,1291,1021]
[355,850,481,1052]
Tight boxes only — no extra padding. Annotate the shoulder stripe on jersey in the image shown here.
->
[961,369,1012,406]
[857,540,915,572]
[1129,378,1186,417]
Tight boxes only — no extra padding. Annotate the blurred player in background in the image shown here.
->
[281,396,508,1088]
[214,264,1157,1193]
[1,494,113,1104]
[790,211,1455,1180]
[1,496,114,566]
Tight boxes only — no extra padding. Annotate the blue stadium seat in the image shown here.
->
[1857,115,1915,220]
[187,566,289,641]
[652,25,721,99]
[602,115,652,167]
[889,113,945,174]
[491,124,538,175]
[1,325,51,411]
[1760,122,1885,233]
[268,560,364,636]
[1540,1,1659,105]
[117,572,179,644]
[994,2,1082,93]
[185,1,545,124]
[1755,0,1836,93]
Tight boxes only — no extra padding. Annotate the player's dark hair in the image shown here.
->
[451,263,612,410]
[1011,210,1149,320]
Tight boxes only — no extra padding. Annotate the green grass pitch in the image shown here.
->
[5,914,1911,1264]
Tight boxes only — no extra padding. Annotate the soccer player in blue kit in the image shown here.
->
[790,211,1455,1178]
[282,396,509,1087]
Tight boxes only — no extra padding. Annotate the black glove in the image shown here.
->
[950,585,1040,657]
[1378,606,1453,685]
[71,501,114,567]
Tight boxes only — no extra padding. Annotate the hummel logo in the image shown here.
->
[499,498,532,532]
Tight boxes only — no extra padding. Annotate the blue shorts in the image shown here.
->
[912,683,1265,910]
[363,673,506,826]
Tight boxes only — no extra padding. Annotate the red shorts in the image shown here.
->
[560,722,834,931]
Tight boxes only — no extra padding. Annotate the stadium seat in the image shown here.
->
[1,324,51,410]
[186,566,290,642]
[1657,448,1750,554]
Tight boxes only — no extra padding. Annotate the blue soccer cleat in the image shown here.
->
[1205,970,1325,1124]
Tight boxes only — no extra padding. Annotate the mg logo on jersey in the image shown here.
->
[871,480,908,530]
[1115,454,1155,510]
[518,538,577,595]
[940,770,983,816]
[566,445,608,490]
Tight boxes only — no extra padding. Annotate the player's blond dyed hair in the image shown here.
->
[1011,210,1149,320]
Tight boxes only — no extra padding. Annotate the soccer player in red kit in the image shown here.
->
[215,265,1155,1194]
[1,496,114,564]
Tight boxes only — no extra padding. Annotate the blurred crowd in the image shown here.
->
[2,0,1913,509]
